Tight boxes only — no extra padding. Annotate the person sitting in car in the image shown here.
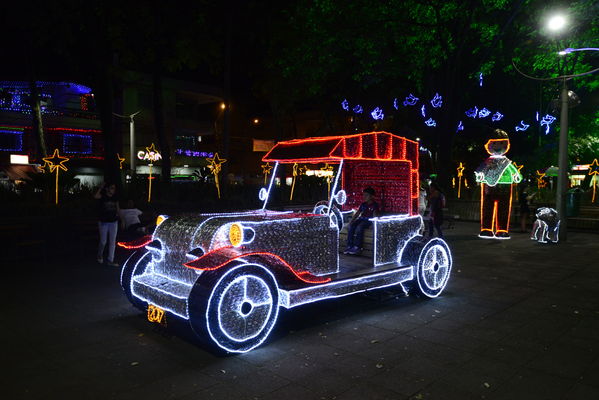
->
[344,187,379,255]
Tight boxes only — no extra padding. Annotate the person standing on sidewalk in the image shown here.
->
[94,183,120,266]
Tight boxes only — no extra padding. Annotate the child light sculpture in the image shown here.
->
[475,129,522,239]
[42,149,69,205]
[207,152,226,199]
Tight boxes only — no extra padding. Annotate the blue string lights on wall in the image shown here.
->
[0,127,24,151]
[62,133,92,154]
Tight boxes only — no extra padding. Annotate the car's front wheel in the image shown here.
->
[120,250,151,310]
[189,263,280,353]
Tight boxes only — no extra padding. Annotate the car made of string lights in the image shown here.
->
[118,131,453,353]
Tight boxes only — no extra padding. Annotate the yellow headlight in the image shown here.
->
[156,215,167,227]
[229,223,243,247]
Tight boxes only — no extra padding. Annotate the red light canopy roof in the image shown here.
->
[262,131,419,165]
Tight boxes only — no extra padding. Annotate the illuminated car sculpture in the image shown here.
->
[119,131,452,353]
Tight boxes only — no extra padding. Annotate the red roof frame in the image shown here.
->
[262,131,418,165]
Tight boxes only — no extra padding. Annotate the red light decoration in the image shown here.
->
[184,246,331,284]
[117,235,153,249]
[263,131,419,215]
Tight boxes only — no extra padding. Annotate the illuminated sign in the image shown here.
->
[10,154,29,164]
[137,143,162,162]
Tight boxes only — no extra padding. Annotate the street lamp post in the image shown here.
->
[556,78,569,239]
[114,111,141,177]
[512,15,599,241]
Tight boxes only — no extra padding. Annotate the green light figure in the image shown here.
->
[475,129,522,239]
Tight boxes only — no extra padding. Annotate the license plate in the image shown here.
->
[147,304,166,325]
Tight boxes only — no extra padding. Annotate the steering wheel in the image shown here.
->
[313,201,344,231]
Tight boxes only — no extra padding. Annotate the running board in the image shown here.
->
[278,266,414,309]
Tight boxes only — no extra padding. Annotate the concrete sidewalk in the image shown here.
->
[5,222,599,399]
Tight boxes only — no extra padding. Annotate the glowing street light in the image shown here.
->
[547,14,567,31]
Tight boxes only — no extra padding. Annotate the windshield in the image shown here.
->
[261,161,343,210]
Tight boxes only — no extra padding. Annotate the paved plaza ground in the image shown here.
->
[5,221,599,399]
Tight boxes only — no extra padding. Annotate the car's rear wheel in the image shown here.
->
[120,250,151,310]
[189,264,279,353]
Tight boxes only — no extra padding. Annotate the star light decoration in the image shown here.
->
[588,159,599,203]
[352,105,363,114]
[142,143,162,202]
[456,162,465,198]
[424,118,436,127]
[42,149,69,204]
[536,170,547,189]
[320,163,334,196]
[513,162,523,174]
[261,162,273,185]
[289,163,299,200]
[117,153,125,169]
[207,152,227,198]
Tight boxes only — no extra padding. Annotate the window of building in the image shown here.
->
[63,133,92,154]
[0,128,23,151]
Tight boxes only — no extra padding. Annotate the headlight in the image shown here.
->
[229,223,243,247]
[229,223,255,247]
[156,215,168,227]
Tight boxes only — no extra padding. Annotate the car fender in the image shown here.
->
[184,246,331,286]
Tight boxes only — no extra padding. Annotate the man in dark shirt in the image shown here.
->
[344,187,379,255]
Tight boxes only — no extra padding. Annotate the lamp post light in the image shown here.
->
[513,16,599,241]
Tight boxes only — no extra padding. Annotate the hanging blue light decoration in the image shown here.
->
[456,121,464,133]
[465,107,478,118]
[371,107,384,120]
[424,118,436,127]
[341,99,349,111]
[536,111,539,121]
[479,73,483,87]
[491,111,504,122]
[403,94,419,106]
[393,98,399,110]
[421,105,426,118]
[515,121,530,132]
[478,108,491,118]
[430,93,442,108]
[353,105,363,114]
[540,114,556,134]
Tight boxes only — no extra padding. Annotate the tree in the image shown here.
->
[260,0,598,184]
